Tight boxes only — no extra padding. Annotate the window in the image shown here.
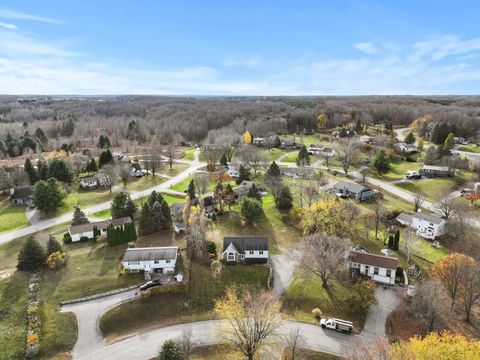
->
[166,260,171,264]
[154,260,159,264]
[259,251,264,255]
[386,270,391,277]
[374,267,379,275]
[228,253,235,261]
[249,251,254,255]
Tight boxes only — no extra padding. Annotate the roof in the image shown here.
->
[413,212,445,225]
[223,236,268,254]
[232,181,264,197]
[396,213,413,225]
[69,217,131,235]
[123,246,178,262]
[349,251,398,270]
[332,180,371,194]
[170,202,185,215]
[10,186,32,199]
[422,165,449,172]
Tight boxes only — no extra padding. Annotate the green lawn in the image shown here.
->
[458,144,480,154]
[182,148,195,161]
[162,163,189,177]
[57,188,113,216]
[100,262,269,340]
[208,194,302,254]
[371,160,423,181]
[280,151,299,163]
[0,272,30,359]
[0,197,29,233]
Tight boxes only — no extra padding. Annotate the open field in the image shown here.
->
[370,159,423,181]
[458,144,480,154]
[0,196,29,233]
[100,262,269,340]
[124,175,165,191]
[182,148,196,161]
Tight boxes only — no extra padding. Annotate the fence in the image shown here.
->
[60,284,141,306]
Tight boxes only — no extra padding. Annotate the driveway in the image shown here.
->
[362,285,401,337]
[270,251,300,298]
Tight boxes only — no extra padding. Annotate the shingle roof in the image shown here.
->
[349,251,398,270]
[10,186,32,199]
[396,213,413,225]
[413,212,445,225]
[223,236,269,254]
[123,246,177,262]
[422,165,449,172]
[170,202,185,215]
[69,217,131,235]
[332,180,371,194]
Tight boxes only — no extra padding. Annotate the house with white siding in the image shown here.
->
[122,246,178,273]
[222,236,269,264]
[349,250,397,285]
[68,217,132,242]
[396,212,446,239]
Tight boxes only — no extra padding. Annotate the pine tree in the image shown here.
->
[17,236,46,272]
[85,158,97,173]
[372,150,391,175]
[48,158,73,183]
[24,158,38,185]
[37,156,49,180]
[296,145,310,166]
[393,229,400,250]
[266,161,281,177]
[99,149,113,167]
[276,185,293,210]
[220,152,228,166]
[237,164,250,185]
[404,132,416,144]
[47,236,63,255]
[388,234,394,249]
[111,192,137,219]
[72,206,89,225]
[355,119,363,134]
[32,178,66,213]
[159,340,183,360]
[247,183,261,201]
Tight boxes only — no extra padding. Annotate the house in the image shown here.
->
[131,162,143,177]
[222,236,269,264]
[10,186,33,206]
[79,173,112,189]
[170,202,185,221]
[360,135,374,144]
[395,143,418,154]
[252,137,265,146]
[349,250,398,285]
[280,140,301,149]
[319,146,335,158]
[232,181,265,199]
[281,167,315,179]
[331,181,376,202]
[396,212,446,239]
[454,136,468,145]
[227,162,249,178]
[122,246,178,273]
[68,217,132,242]
[420,165,450,178]
[203,192,217,217]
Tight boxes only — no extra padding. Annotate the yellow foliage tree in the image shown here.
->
[301,199,358,237]
[317,113,329,131]
[430,253,476,307]
[417,138,424,151]
[390,332,480,360]
[243,131,252,144]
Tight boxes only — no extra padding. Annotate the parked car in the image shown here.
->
[139,279,161,291]
[405,171,421,180]
[320,318,353,333]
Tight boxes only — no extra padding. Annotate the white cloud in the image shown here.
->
[0,8,63,24]
[353,42,379,54]
[0,21,17,30]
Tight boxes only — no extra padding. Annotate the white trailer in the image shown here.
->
[320,317,353,333]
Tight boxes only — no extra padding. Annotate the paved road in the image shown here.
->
[394,127,409,142]
[64,284,401,360]
[270,251,300,298]
[0,149,205,246]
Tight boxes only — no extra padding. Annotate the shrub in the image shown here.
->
[207,241,217,256]
[80,236,90,242]
[128,241,136,248]
[63,232,72,244]
[312,308,323,320]
[17,237,46,273]
[46,251,68,270]
[26,333,39,345]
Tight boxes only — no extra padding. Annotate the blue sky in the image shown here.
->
[0,0,479,95]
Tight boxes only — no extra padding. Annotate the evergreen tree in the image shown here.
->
[17,236,46,272]
[138,192,172,235]
[72,206,89,225]
[220,152,228,166]
[32,178,66,213]
[247,183,262,201]
[430,123,450,145]
[388,234,394,249]
[97,135,111,148]
[296,145,310,166]
[393,229,400,251]
[111,192,137,219]
[24,158,38,184]
[236,164,250,185]
[266,161,281,177]
[47,236,63,255]
[48,158,73,183]
[355,119,363,134]
[276,185,293,210]
[372,150,391,175]
[444,132,455,149]
[85,158,97,173]
[239,196,263,223]
[99,149,113,167]
[404,132,416,144]
[159,340,183,360]
[37,156,49,180]
[187,179,196,200]
[339,128,348,137]
[34,128,47,144]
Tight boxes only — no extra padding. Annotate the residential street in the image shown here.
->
[0,149,205,246]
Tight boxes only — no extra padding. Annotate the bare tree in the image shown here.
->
[0,167,12,194]
[145,144,162,176]
[178,329,195,360]
[71,153,87,175]
[202,147,222,166]
[435,192,460,220]
[284,327,305,360]
[186,206,207,259]
[194,172,210,195]
[460,262,480,322]
[413,279,448,331]
[121,164,131,186]
[402,228,421,263]
[238,145,263,175]
[214,287,282,360]
[101,164,118,193]
[335,138,362,175]
[372,199,386,240]
[300,233,351,288]
[348,337,390,360]
[165,142,175,170]
[413,192,425,212]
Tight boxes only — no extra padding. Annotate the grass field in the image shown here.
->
[395,175,470,201]
[182,148,196,161]
[371,160,423,181]
[100,262,269,340]
[0,197,29,233]
[280,151,299,163]
[124,175,165,191]
[458,144,480,154]
[56,188,113,216]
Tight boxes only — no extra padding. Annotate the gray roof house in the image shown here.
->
[420,165,451,178]
[10,186,33,206]
[396,211,446,239]
[222,236,269,264]
[331,181,375,202]
[232,181,265,199]
[122,246,178,273]
[68,217,132,242]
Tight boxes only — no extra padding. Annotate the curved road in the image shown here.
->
[0,149,205,246]
[63,285,400,360]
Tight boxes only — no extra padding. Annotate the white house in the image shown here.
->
[420,165,450,178]
[349,250,397,285]
[395,143,418,154]
[79,173,111,189]
[252,137,265,145]
[122,246,178,273]
[396,212,446,239]
[68,217,132,242]
[222,236,269,264]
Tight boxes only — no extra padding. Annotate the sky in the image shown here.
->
[0,0,479,95]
